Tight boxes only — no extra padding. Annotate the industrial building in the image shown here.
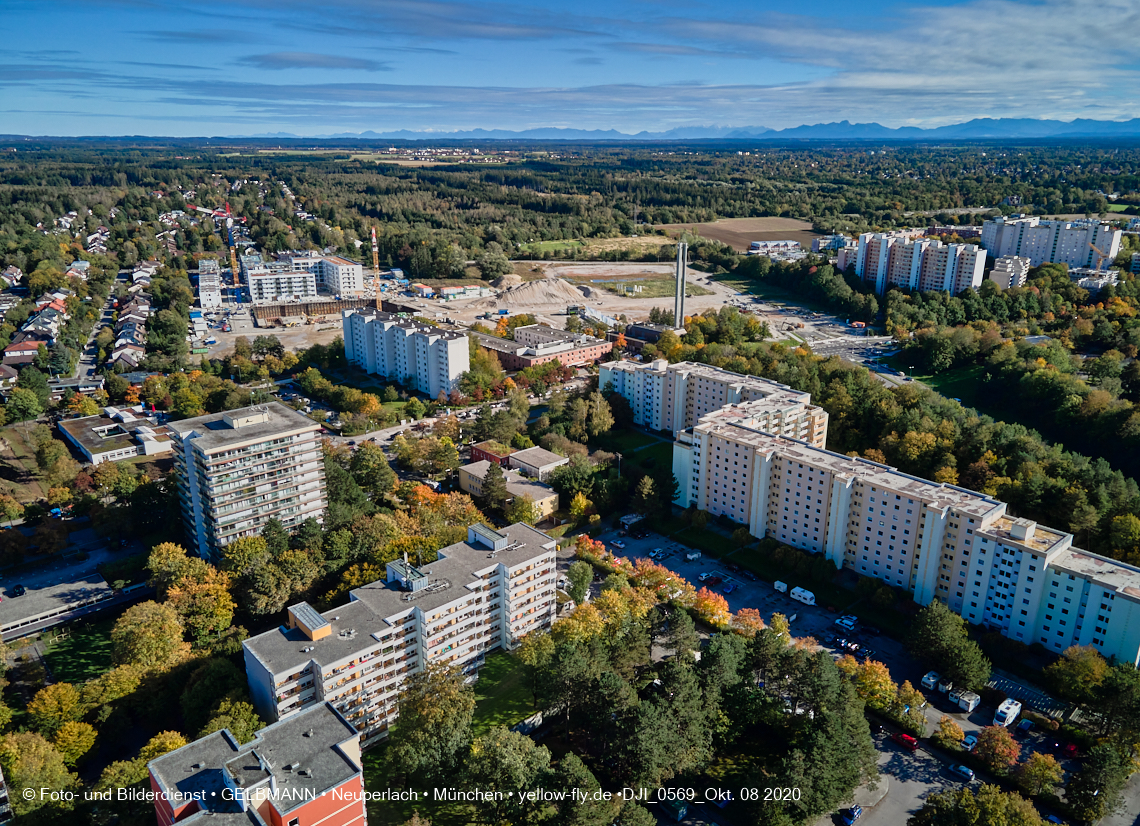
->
[342,307,470,399]
[242,523,557,745]
[167,403,327,561]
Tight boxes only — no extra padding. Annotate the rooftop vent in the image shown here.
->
[303,729,313,738]
[286,762,301,772]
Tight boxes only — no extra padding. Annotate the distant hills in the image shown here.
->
[238,118,1140,142]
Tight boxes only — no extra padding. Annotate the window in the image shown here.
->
[289,820,300,826]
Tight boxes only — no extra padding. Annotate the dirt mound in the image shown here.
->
[493,273,523,288]
[469,277,587,311]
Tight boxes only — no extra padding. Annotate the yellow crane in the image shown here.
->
[1088,241,1111,273]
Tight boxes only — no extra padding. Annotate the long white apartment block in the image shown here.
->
[599,359,828,447]
[855,233,985,295]
[981,215,1122,268]
[167,403,327,561]
[243,523,557,746]
[342,307,469,399]
[673,405,1140,665]
[248,268,318,303]
[280,252,364,295]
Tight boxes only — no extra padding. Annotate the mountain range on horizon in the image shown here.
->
[232,118,1140,142]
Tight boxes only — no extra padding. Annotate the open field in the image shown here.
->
[42,617,116,683]
[471,651,535,735]
[656,216,820,252]
[0,426,48,502]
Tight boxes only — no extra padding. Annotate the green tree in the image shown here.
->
[27,682,83,736]
[464,726,553,825]
[1044,644,1108,704]
[1067,743,1131,822]
[180,659,246,732]
[505,493,540,526]
[405,396,426,420]
[16,366,51,408]
[53,721,97,766]
[0,732,79,817]
[1016,752,1063,797]
[6,387,43,434]
[350,442,397,499]
[566,560,593,605]
[631,475,658,516]
[568,491,590,521]
[390,665,476,783]
[907,784,1042,826]
[199,698,264,744]
[585,391,614,439]
[668,608,699,655]
[111,601,189,670]
[514,631,555,709]
[550,751,618,826]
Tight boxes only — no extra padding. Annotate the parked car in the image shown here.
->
[891,733,918,753]
[685,551,700,561]
[834,615,859,631]
[841,804,863,825]
[949,764,975,782]
[699,572,713,582]
[1015,719,1036,739]
[611,540,626,550]
[707,576,723,587]
[722,583,736,594]
[963,733,978,752]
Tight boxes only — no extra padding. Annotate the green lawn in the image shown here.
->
[472,650,535,735]
[592,428,660,453]
[1105,204,1131,212]
[631,442,673,473]
[42,617,116,683]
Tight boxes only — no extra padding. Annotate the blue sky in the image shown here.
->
[3,0,1140,136]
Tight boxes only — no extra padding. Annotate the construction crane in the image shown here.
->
[1088,242,1112,273]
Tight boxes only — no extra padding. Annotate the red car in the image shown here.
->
[891,733,918,753]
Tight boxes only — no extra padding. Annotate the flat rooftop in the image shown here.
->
[461,460,557,501]
[166,402,318,453]
[1049,549,1140,600]
[697,417,1004,519]
[149,702,360,819]
[59,410,172,455]
[509,446,568,469]
[347,307,467,341]
[980,514,1069,555]
[0,571,116,639]
[244,523,556,675]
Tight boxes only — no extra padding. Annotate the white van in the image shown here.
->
[790,587,815,606]
[774,581,788,593]
[685,551,701,562]
[921,671,940,690]
[994,699,1022,727]
[958,691,981,713]
[937,677,954,694]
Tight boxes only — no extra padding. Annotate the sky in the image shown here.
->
[4,0,1140,136]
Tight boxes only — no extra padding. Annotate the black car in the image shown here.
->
[9,585,25,597]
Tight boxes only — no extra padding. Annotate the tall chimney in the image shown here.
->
[674,242,687,328]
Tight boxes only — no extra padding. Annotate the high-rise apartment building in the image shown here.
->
[981,216,1121,268]
[197,271,223,308]
[243,523,557,746]
[988,256,1032,289]
[672,405,1140,665]
[168,403,327,561]
[279,253,364,295]
[855,233,985,295]
[599,359,828,446]
[342,308,469,399]
[147,701,365,826]
[248,269,318,303]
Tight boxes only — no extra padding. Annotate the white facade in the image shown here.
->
[318,256,364,295]
[988,256,1031,290]
[197,272,223,308]
[343,308,469,399]
[167,404,327,561]
[599,359,828,446]
[981,216,1122,269]
[855,233,985,295]
[671,405,1140,666]
[248,269,318,303]
[243,523,557,745]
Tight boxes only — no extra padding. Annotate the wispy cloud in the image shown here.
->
[235,52,391,72]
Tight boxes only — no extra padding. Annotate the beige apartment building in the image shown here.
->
[599,359,828,447]
[673,405,1140,665]
[243,523,557,746]
[167,403,327,562]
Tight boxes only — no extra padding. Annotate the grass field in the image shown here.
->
[0,425,48,502]
[520,239,585,253]
[1105,204,1131,212]
[583,275,713,299]
[592,429,661,453]
[43,617,116,683]
[472,650,535,735]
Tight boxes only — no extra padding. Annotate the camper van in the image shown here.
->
[790,587,816,606]
[958,691,981,713]
[994,699,1022,727]
[921,671,940,690]
[774,581,788,593]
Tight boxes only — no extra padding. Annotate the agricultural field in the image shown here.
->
[657,216,821,252]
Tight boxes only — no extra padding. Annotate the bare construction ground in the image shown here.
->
[657,217,820,252]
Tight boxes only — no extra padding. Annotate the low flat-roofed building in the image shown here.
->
[457,460,559,518]
[58,405,174,465]
[468,329,612,371]
[470,440,514,466]
[507,446,569,481]
[147,701,365,826]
